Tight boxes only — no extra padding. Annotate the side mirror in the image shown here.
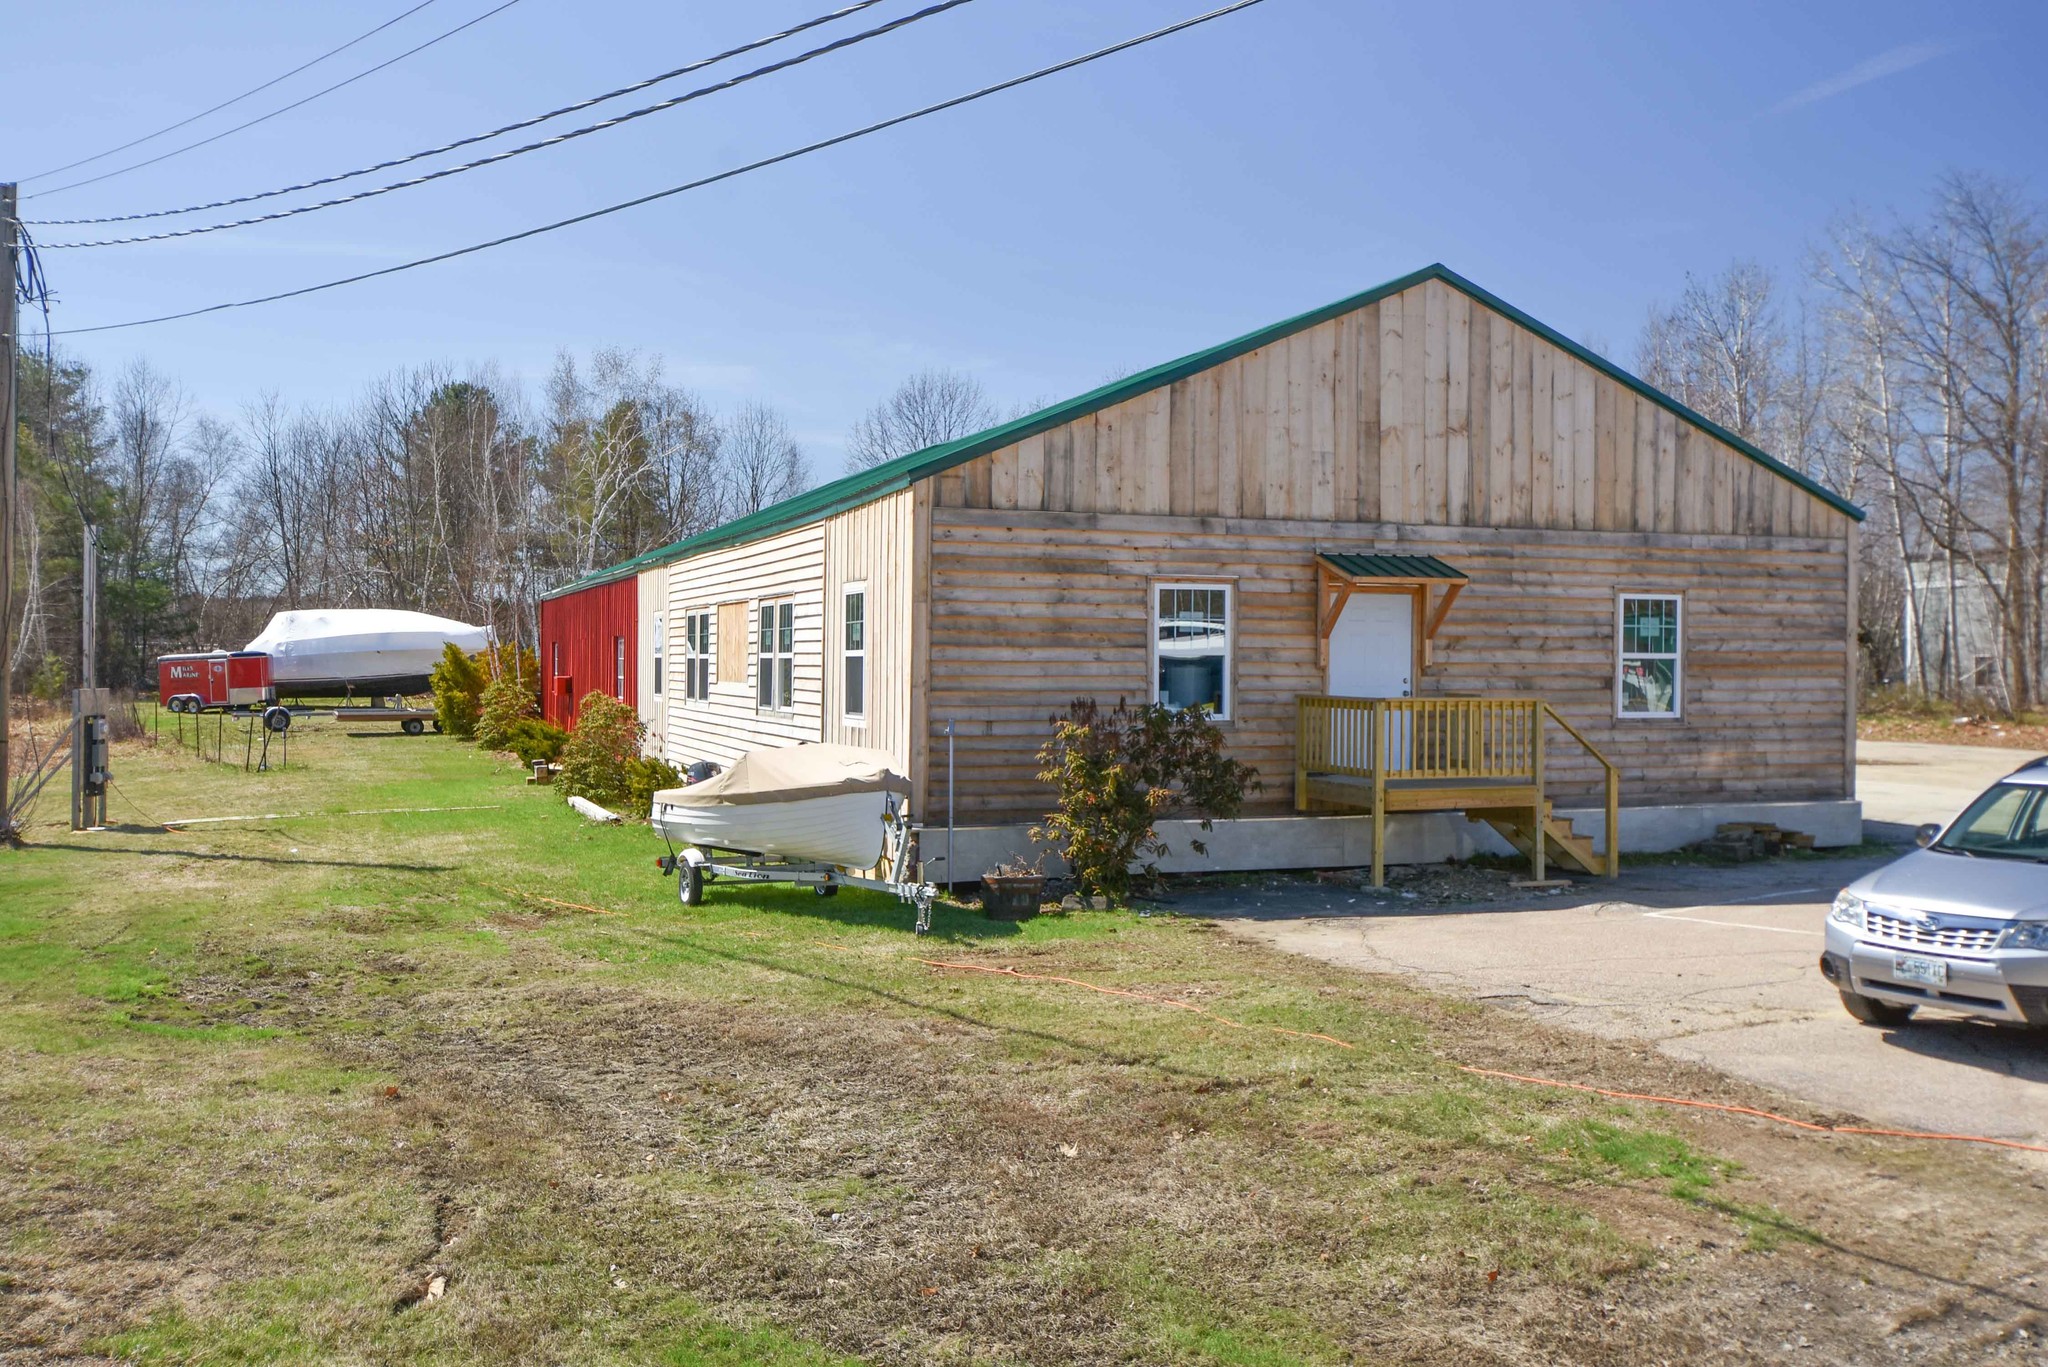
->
[1915,823,1942,849]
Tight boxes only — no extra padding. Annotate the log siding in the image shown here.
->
[925,508,1851,822]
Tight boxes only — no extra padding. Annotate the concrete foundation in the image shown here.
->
[920,799,1864,881]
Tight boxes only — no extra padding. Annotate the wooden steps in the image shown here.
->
[1467,804,1604,876]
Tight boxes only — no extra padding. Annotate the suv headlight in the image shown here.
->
[1999,921,2048,950]
[1829,892,1866,929]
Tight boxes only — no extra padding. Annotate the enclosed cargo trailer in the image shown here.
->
[157,650,274,713]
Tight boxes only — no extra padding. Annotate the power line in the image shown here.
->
[39,0,978,249]
[47,0,1269,337]
[20,1,442,184]
[31,0,892,228]
[26,0,526,201]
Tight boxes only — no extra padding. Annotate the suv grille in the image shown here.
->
[1864,907,2002,956]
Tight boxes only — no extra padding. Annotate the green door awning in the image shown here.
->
[1316,552,1468,583]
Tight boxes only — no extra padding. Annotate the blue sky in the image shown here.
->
[7,0,2045,477]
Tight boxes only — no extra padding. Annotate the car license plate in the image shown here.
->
[1893,955,1948,987]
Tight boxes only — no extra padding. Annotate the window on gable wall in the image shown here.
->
[1617,594,1682,718]
[652,614,664,696]
[757,601,794,711]
[1154,583,1232,719]
[843,585,867,724]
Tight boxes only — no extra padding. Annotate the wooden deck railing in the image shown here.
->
[1295,694,1619,882]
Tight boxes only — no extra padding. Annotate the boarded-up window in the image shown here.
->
[716,602,747,684]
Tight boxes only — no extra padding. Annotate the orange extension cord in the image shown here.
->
[912,956,2048,1157]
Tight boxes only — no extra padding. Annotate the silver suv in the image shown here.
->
[1821,756,2048,1026]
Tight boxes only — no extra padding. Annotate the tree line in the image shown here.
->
[5,171,2043,710]
[1633,172,2048,711]
[7,347,807,695]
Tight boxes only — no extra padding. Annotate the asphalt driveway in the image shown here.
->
[1178,740,2048,1153]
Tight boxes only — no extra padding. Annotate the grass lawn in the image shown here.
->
[4,712,2045,1364]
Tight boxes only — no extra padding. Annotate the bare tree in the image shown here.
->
[845,368,996,471]
[1636,261,1787,448]
[725,402,810,513]
[1885,175,2048,708]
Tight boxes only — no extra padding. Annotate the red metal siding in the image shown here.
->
[540,578,639,729]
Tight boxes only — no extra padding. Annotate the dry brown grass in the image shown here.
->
[5,719,2048,1364]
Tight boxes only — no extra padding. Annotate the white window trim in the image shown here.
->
[681,607,712,704]
[841,581,868,727]
[1151,579,1235,722]
[652,612,665,696]
[756,598,796,713]
[1615,591,1683,720]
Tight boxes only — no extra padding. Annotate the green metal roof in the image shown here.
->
[1318,552,1467,581]
[542,263,1865,600]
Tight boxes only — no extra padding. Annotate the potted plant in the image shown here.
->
[979,855,1047,922]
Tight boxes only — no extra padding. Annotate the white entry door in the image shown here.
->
[1327,592,1414,698]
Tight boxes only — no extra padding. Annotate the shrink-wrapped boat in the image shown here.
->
[245,609,489,696]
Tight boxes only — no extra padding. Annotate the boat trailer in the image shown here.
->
[655,802,937,934]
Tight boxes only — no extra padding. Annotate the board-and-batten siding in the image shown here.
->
[933,278,1851,543]
[661,521,826,767]
[924,508,1851,821]
[822,489,916,774]
[636,567,666,754]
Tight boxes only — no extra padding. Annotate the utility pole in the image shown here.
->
[80,523,96,691]
[1,183,20,842]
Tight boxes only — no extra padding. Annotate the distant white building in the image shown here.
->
[1904,556,2045,698]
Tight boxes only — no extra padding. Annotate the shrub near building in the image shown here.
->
[559,692,646,808]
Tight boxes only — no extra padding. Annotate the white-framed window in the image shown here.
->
[1153,582,1232,720]
[551,641,562,678]
[757,600,794,711]
[1616,593,1682,718]
[652,613,665,696]
[683,609,711,701]
[842,583,868,725]
[613,636,627,700]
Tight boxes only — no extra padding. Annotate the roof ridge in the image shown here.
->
[542,263,1863,598]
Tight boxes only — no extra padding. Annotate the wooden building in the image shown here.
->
[536,575,644,732]
[540,264,1865,882]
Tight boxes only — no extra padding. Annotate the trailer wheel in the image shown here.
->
[431,719,442,733]
[814,883,838,898]
[402,718,425,736]
[681,862,704,907]
[262,706,292,733]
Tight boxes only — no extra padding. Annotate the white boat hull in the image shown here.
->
[246,610,490,690]
[652,790,890,869]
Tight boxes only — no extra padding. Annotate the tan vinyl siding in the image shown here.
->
[932,280,1851,541]
[661,522,825,767]
[923,507,1851,822]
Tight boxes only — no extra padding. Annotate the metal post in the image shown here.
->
[0,184,18,841]
[945,718,955,894]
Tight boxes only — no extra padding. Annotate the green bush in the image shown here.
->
[1031,698,1260,904]
[503,718,568,767]
[476,667,539,751]
[28,653,68,703]
[430,643,488,739]
[626,755,682,818]
[559,691,644,807]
